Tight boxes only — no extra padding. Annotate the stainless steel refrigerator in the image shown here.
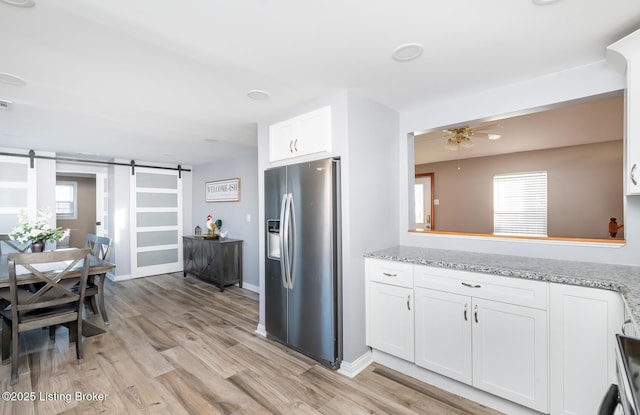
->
[264,157,342,369]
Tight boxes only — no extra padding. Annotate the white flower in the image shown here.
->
[9,208,69,244]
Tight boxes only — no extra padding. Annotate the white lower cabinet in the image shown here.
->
[366,258,626,415]
[414,288,472,384]
[549,283,624,415]
[414,287,548,413]
[368,281,414,362]
[471,297,548,412]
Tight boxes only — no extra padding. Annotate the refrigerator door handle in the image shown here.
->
[279,193,289,289]
[287,193,296,289]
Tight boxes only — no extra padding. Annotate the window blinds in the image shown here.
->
[493,171,547,237]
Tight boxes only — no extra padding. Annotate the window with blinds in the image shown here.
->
[56,181,77,219]
[493,171,547,237]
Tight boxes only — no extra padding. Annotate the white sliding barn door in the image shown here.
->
[130,167,183,277]
[0,154,36,233]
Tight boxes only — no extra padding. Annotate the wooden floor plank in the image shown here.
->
[0,272,505,415]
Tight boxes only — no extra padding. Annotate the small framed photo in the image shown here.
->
[205,178,241,202]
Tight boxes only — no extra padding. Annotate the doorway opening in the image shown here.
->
[415,173,434,230]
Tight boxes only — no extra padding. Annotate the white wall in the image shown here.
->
[398,59,640,266]
[344,93,400,361]
[191,151,260,290]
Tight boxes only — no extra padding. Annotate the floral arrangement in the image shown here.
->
[9,209,70,244]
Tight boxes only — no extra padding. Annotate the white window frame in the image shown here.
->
[493,171,547,237]
[56,180,78,220]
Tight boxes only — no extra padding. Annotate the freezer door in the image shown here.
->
[264,166,288,344]
[286,158,339,365]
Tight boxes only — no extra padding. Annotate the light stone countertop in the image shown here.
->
[365,245,640,327]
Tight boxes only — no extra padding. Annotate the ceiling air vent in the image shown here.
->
[0,100,12,110]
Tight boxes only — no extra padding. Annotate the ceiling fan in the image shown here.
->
[443,123,503,150]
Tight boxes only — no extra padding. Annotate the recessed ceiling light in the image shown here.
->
[488,134,502,140]
[532,0,561,4]
[392,43,424,62]
[0,72,27,86]
[247,90,271,101]
[0,0,36,7]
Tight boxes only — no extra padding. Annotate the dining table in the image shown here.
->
[0,252,115,337]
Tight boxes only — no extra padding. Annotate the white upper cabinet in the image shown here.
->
[608,29,640,195]
[269,106,332,162]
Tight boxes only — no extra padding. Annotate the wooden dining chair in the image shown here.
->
[1,248,91,384]
[0,234,30,255]
[83,234,113,323]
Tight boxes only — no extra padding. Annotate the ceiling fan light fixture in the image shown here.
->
[392,43,424,62]
[446,136,474,150]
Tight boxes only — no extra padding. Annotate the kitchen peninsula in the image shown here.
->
[364,245,640,415]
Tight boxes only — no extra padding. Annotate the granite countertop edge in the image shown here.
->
[364,246,640,327]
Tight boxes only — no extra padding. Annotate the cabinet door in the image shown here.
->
[472,298,548,413]
[627,59,640,195]
[368,282,414,362]
[609,31,640,195]
[268,106,331,162]
[295,106,331,157]
[414,288,472,384]
[269,119,296,162]
[549,284,624,415]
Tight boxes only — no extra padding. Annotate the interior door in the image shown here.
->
[415,173,434,230]
[130,167,183,277]
[0,154,36,233]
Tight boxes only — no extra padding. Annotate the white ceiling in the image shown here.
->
[0,0,639,166]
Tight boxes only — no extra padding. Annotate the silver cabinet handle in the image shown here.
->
[632,164,638,186]
[382,272,397,277]
[622,318,633,335]
[464,303,468,321]
[474,305,479,323]
[289,140,294,153]
[293,138,298,152]
[462,282,481,288]
[407,294,411,311]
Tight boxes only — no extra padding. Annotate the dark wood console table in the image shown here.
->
[182,236,243,292]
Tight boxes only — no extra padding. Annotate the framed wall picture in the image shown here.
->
[205,178,241,202]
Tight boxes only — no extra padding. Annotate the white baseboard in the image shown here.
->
[338,350,374,378]
[241,282,259,293]
[255,323,266,337]
[108,272,135,281]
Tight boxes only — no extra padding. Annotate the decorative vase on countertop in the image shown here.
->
[30,239,45,253]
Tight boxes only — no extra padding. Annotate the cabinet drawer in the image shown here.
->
[414,265,547,310]
[366,258,413,288]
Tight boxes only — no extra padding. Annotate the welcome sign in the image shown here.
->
[205,178,240,202]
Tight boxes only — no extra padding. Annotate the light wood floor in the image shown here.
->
[0,273,504,415]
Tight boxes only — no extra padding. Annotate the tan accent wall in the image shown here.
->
[415,140,623,239]
[56,175,96,248]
